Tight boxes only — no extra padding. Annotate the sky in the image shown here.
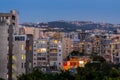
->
[0,0,120,24]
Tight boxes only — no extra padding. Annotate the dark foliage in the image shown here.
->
[17,56,120,80]
[0,78,4,80]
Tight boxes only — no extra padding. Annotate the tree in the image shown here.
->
[17,61,120,80]
[109,67,120,78]
[70,51,80,56]
[0,78,4,80]
[70,51,84,56]
[92,56,106,63]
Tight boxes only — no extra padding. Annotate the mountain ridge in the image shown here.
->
[21,20,120,31]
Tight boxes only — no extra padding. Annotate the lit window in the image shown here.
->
[79,61,84,64]
[22,54,26,60]
[39,40,46,44]
[7,74,8,79]
[54,40,58,44]
[37,48,47,53]
[41,40,46,44]
[50,49,57,53]
[115,39,118,42]
[12,55,16,61]
[12,64,16,70]
[29,45,32,51]
[79,61,84,67]
[81,42,84,45]
[111,44,114,49]
[22,44,25,50]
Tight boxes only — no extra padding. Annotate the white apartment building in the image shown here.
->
[12,35,26,80]
[33,38,48,69]
[33,38,63,71]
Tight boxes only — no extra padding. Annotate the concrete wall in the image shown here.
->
[0,23,9,80]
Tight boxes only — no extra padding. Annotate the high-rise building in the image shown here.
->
[12,34,33,79]
[33,37,63,71]
[0,10,33,80]
[0,14,9,80]
[0,10,19,80]
[12,35,26,80]
[62,33,73,60]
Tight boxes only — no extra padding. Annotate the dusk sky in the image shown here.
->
[0,0,120,24]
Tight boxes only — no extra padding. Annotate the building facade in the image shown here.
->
[0,10,33,80]
[33,37,63,71]
[0,10,19,80]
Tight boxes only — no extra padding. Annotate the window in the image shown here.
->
[12,55,16,61]
[53,40,58,44]
[22,44,25,50]
[15,37,19,41]
[34,41,36,44]
[22,63,23,68]
[54,62,56,65]
[59,50,62,52]
[7,46,9,51]
[24,63,26,68]
[8,29,9,33]
[29,45,32,51]
[12,64,16,70]
[7,74,8,79]
[22,54,26,60]
[39,40,46,44]
[15,36,25,41]
[50,49,57,53]
[7,37,9,41]
[59,63,61,65]
[37,48,47,53]
[37,57,46,60]
[34,58,36,60]
[116,53,119,56]
[115,44,118,49]
[12,15,15,20]
[20,36,25,41]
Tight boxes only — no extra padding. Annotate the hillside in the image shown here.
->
[21,21,120,31]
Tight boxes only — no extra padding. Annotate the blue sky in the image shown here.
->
[0,0,120,24]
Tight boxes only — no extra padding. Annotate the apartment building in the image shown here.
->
[0,10,33,80]
[12,35,26,80]
[33,37,63,71]
[0,10,19,80]
[62,33,73,60]
[109,34,120,63]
